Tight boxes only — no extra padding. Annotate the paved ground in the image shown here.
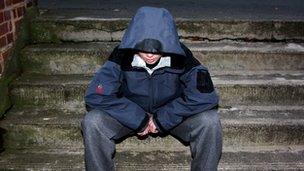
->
[37,0,304,21]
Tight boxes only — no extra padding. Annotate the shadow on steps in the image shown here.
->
[0,127,6,153]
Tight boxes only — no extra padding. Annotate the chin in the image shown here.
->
[146,60,156,64]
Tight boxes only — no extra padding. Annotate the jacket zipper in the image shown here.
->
[147,72,153,114]
[136,67,163,114]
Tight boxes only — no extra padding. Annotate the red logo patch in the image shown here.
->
[96,85,104,94]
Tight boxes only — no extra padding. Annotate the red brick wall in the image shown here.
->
[0,0,33,76]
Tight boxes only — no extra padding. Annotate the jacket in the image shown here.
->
[84,6,219,133]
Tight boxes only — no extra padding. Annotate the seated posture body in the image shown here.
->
[82,6,222,171]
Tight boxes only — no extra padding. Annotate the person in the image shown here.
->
[81,6,222,171]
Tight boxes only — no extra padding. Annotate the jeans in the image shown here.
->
[81,109,222,171]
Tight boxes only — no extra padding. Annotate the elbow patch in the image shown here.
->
[196,70,214,93]
[95,84,104,95]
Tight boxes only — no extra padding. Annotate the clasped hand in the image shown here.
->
[137,116,158,136]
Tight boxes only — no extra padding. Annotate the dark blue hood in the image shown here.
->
[119,6,186,56]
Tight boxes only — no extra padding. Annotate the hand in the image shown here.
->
[137,123,150,136]
[148,117,158,134]
[137,116,158,136]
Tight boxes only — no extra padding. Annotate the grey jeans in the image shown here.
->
[81,109,222,171]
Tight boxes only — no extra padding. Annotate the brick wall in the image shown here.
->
[0,0,33,76]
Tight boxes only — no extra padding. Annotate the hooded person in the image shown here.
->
[82,6,222,171]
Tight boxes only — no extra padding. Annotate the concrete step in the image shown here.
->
[30,9,304,43]
[20,41,304,75]
[1,106,304,149]
[10,73,304,108]
[0,146,304,170]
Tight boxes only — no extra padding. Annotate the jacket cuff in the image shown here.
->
[134,114,150,133]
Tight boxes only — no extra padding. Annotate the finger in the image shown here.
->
[137,131,146,136]
[138,131,148,136]
[137,127,149,136]
[150,123,158,133]
[145,128,150,134]
[149,118,153,124]
[151,127,158,133]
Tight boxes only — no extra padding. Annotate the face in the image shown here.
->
[138,52,162,64]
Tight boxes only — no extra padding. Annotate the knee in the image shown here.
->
[197,109,222,131]
[81,109,105,131]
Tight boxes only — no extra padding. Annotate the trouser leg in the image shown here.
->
[169,109,223,171]
[81,109,133,171]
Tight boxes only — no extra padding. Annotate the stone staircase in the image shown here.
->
[0,8,304,170]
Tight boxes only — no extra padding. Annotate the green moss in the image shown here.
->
[3,126,37,149]
[274,21,304,40]
[11,84,86,108]
[63,19,129,32]
[176,20,203,34]
[0,83,11,117]
[30,21,61,43]
[30,18,130,43]
[19,49,47,74]
[3,125,82,149]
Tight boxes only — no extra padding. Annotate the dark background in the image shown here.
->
[37,0,304,21]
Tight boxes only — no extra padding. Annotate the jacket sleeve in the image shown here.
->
[84,48,149,131]
[154,46,219,132]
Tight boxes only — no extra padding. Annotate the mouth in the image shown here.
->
[147,59,156,63]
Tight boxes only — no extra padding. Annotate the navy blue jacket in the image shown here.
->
[85,6,219,133]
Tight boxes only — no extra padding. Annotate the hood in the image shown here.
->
[118,6,186,56]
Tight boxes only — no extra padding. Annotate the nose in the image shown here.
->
[146,53,154,57]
